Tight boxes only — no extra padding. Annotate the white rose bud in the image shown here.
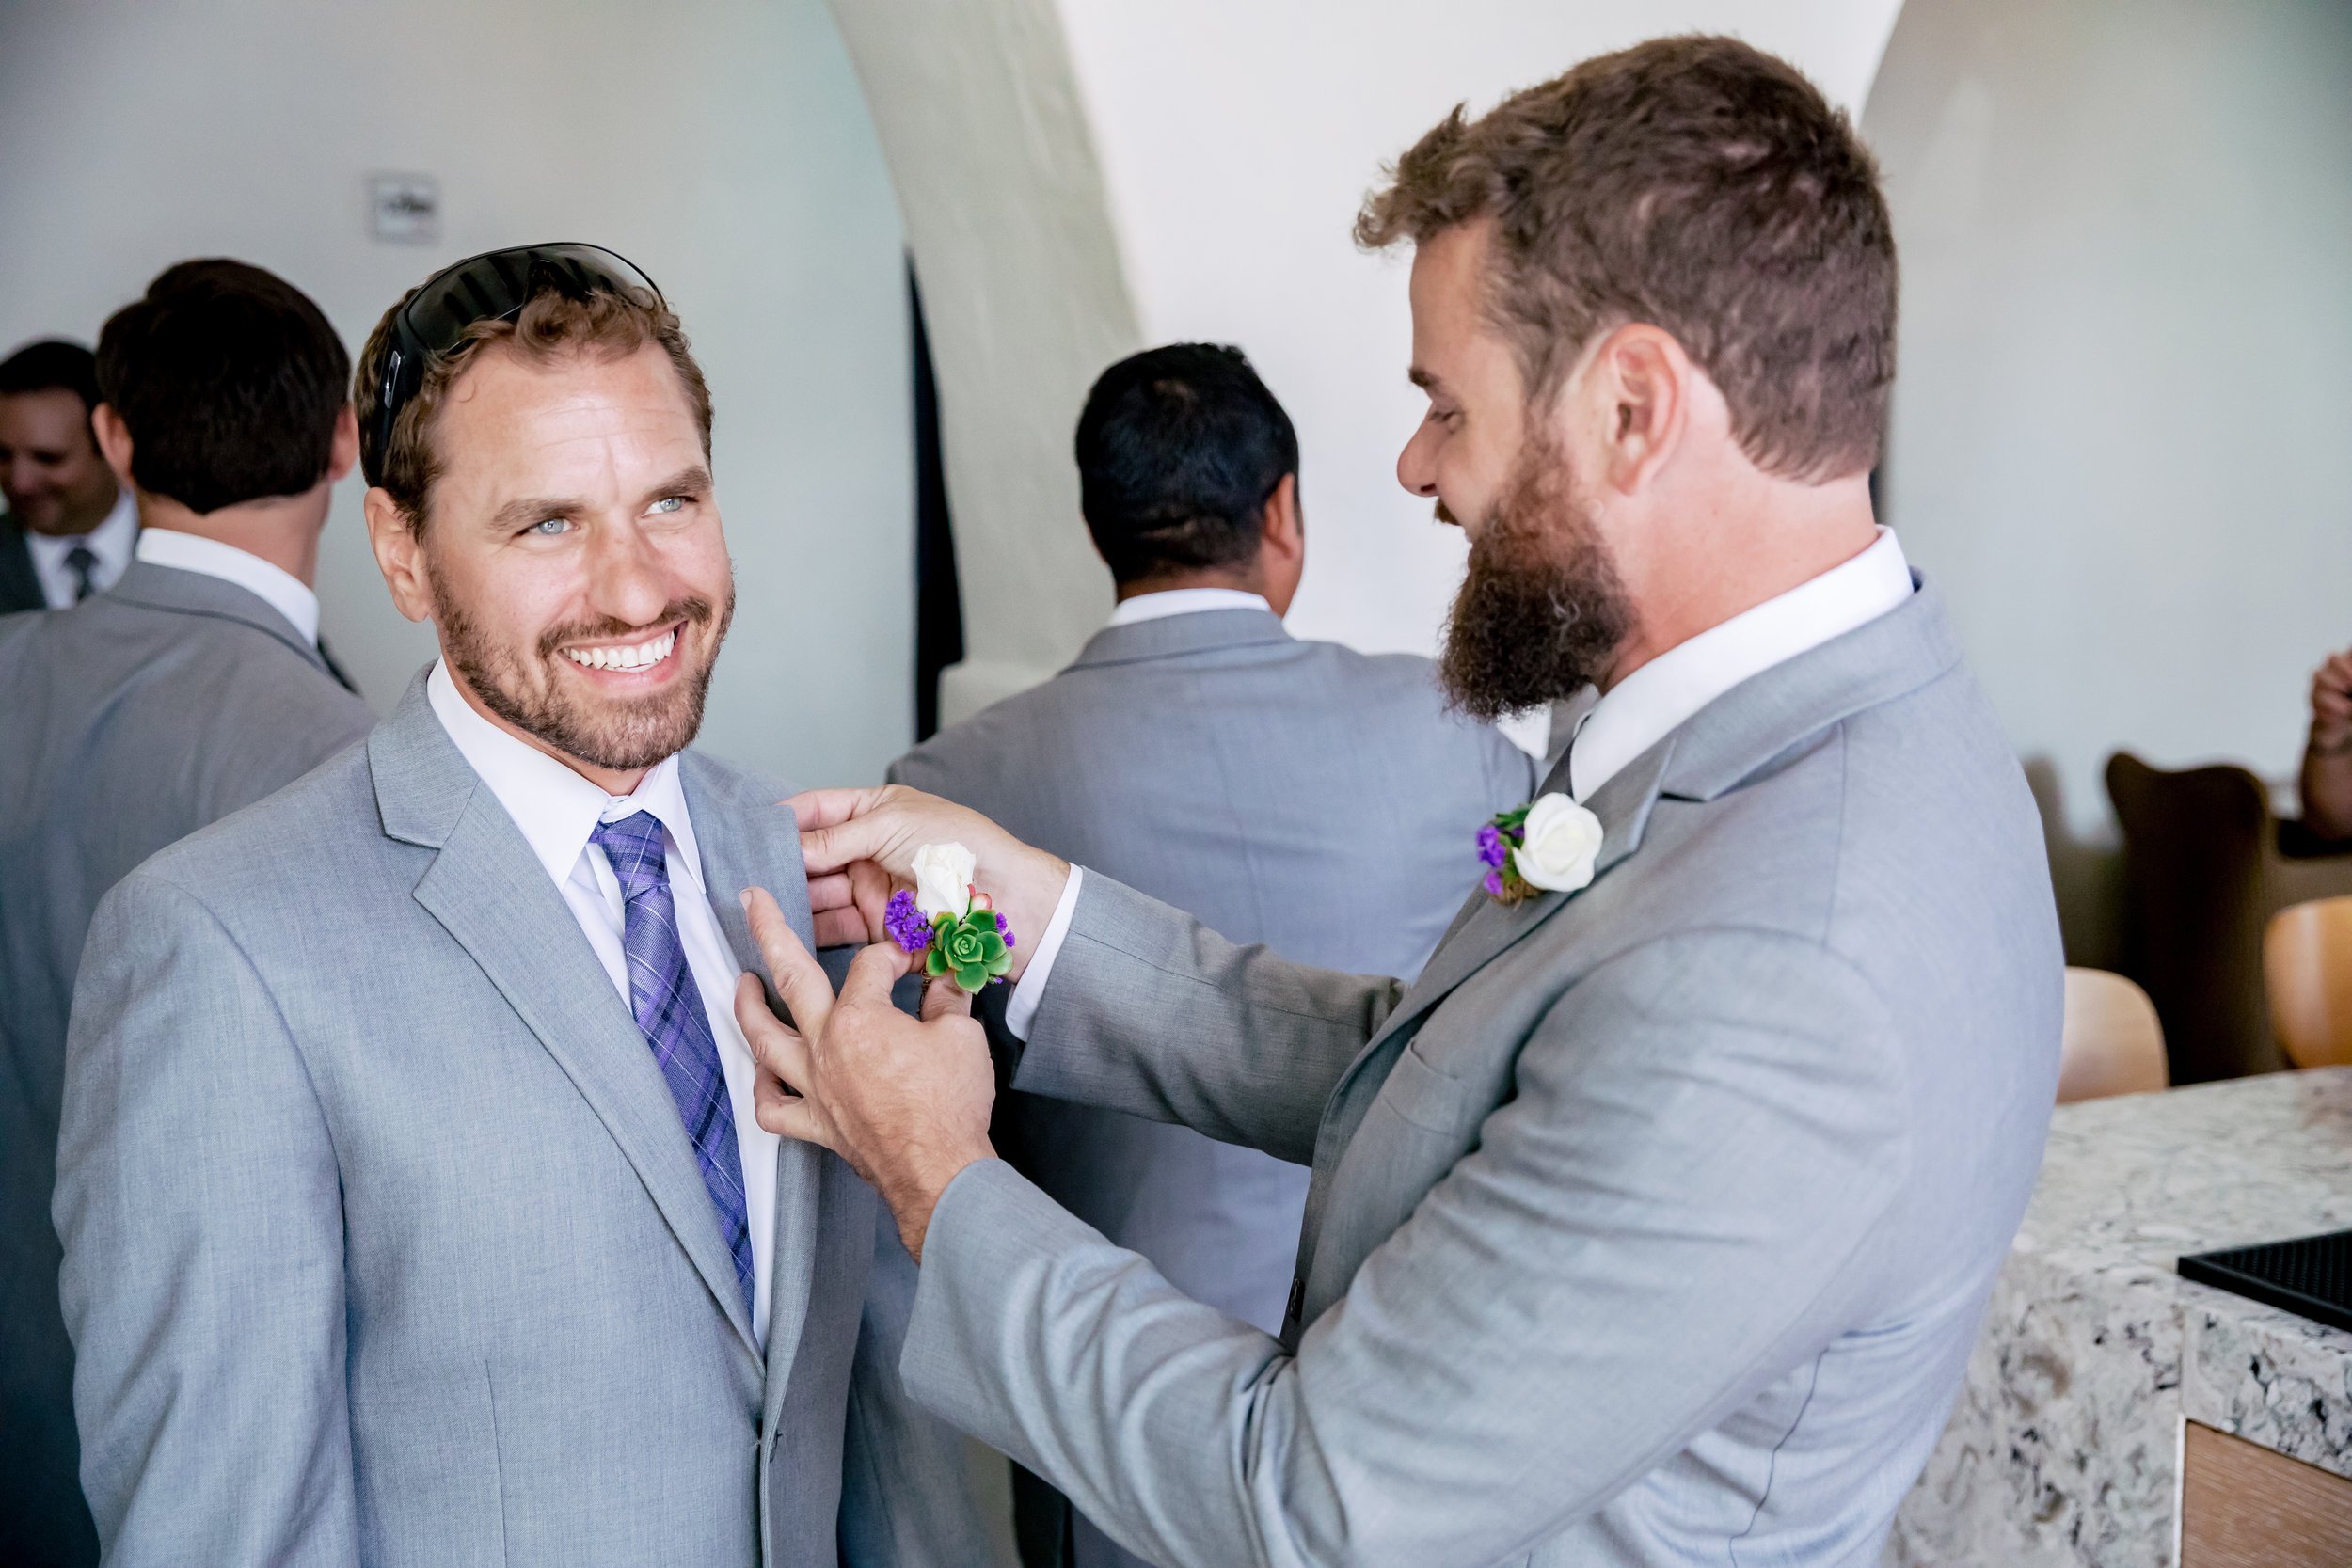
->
[1511,793,1604,894]
[911,841,977,921]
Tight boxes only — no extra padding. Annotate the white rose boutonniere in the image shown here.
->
[910,840,977,921]
[1478,792,1604,903]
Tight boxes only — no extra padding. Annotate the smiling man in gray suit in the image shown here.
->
[890,342,1531,1567]
[1,261,373,1568]
[749,38,2062,1568]
[53,247,972,1566]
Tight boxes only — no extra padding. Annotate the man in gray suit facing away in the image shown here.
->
[754,38,2064,1568]
[0,261,374,1568]
[890,343,1533,1567]
[54,246,974,1566]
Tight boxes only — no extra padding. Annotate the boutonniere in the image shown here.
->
[884,841,1016,992]
[1479,793,1603,905]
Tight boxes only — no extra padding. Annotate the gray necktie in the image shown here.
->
[65,544,99,603]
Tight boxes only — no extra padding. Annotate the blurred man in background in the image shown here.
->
[889,341,1534,1568]
[2298,646,2352,838]
[0,261,374,1568]
[0,340,135,613]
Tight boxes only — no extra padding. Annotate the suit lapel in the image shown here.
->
[1294,736,1676,1227]
[0,518,42,613]
[682,757,826,1427]
[373,685,761,1359]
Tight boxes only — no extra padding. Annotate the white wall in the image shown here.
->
[831,0,1904,725]
[1864,0,2352,958]
[0,0,914,787]
[1054,0,1906,663]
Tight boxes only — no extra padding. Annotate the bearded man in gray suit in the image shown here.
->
[747,38,2062,1568]
[54,247,974,1566]
[1,261,374,1568]
[890,342,1532,1567]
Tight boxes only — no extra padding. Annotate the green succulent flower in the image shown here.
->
[923,910,1013,992]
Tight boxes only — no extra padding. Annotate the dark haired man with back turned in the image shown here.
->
[0,261,373,1568]
[53,245,975,1566]
[890,341,1533,1568]
[0,339,135,612]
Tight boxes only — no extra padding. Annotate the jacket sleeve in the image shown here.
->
[837,1196,990,1565]
[53,872,358,1567]
[900,927,1912,1568]
[1013,874,1405,1166]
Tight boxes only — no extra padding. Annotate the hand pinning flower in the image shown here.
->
[890,843,1016,991]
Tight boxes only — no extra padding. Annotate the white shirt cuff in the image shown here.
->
[1003,866,1083,1040]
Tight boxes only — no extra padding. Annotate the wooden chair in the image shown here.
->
[2058,968,2169,1102]
[2264,896,2352,1068]
[2105,753,2352,1083]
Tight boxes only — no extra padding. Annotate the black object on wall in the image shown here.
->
[911,264,963,742]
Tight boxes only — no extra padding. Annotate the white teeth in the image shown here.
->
[564,629,675,672]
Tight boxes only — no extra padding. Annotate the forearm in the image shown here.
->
[2301,738,2352,840]
[904,933,1913,1568]
[1016,873,1401,1164]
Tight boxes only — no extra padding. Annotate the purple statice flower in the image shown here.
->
[1483,869,1504,897]
[1477,823,1508,869]
[884,889,934,954]
[995,911,1016,947]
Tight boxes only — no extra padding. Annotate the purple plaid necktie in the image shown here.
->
[591,811,755,1318]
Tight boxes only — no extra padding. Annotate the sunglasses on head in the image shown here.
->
[368,243,664,483]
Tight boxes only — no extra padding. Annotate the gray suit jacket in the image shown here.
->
[891,609,1532,1332]
[0,514,43,614]
[894,610,1532,1568]
[0,560,373,1568]
[52,673,976,1567]
[898,578,2063,1568]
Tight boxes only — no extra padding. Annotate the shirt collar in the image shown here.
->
[1106,586,1274,627]
[1568,527,1914,802]
[134,525,322,645]
[425,659,705,893]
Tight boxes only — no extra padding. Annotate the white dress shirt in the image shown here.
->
[26,488,136,608]
[1566,527,1913,801]
[1007,528,1914,1037]
[426,661,779,1343]
[1106,586,1273,626]
[134,526,323,644]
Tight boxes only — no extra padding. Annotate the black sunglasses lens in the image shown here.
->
[403,245,660,356]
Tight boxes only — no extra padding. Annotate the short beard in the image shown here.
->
[1438,435,1634,721]
[431,573,734,773]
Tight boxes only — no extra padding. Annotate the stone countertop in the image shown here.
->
[1888,1068,2352,1567]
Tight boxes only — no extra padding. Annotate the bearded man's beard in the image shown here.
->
[432,573,735,772]
[1438,435,1634,721]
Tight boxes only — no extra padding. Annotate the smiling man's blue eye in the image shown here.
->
[649,496,685,515]
[528,517,568,536]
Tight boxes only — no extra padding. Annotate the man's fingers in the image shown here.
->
[807,870,857,911]
[848,861,895,940]
[734,973,814,1086]
[839,939,916,1012]
[783,786,895,833]
[741,885,835,1039]
[920,974,976,1023]
[757,1084,834,1148]
[813,907,872,949]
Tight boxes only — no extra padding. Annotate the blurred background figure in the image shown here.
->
[0,259,373,1568]
[2298,646,2352,842]
[889,341,1534,1568]
[0,340,135,612]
